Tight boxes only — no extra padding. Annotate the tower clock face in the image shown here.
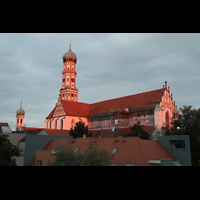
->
[71,78,75,82]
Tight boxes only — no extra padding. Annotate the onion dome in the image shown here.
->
[16,100,25,115]
[62,41,77,63]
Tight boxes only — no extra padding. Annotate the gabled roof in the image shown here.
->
[46,107,56,119]
[13,127,70,136]
[46,88,165,119]
[45,129,70,136]
[0,123,9,126]
[0,122,12,133]
[62,101,90,117]
[37,137,176,166]
[25,134,72,166]
[89,88,164,116]
[46,101,90,119]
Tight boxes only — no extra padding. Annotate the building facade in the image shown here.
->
[44,42,178,137]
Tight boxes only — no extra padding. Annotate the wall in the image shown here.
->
[35,150,52,166]
[24,134,72,166]
[16,115,24,130]
[155,89,175,129]
[89,115,154,130]
[157,135,192,166]
[45,116,88,130]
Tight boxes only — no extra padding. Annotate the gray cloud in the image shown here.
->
[0,33,200,130]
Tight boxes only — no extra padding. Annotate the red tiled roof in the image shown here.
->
[89,88,164,115]
[142,126,156,136]
[46,107,56,119]
[0,123,9,126]
[46,101,90,119]
[45,129,70,136]
[24,127,44,130]
[62,101,90,117]
[38,137,176,166]
[46,88,164,119]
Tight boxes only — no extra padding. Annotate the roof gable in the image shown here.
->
[46,101,90,119]
[53,101,66,118]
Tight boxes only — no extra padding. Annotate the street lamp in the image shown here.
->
[177,123,185,149]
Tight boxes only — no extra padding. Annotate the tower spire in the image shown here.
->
[16,99,25,131]
[69,40,71,50]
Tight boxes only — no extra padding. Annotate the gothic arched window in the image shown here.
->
[165,112,170,127]
[55,119,57,129]
[61,119,63,130]
[71,119,75,129]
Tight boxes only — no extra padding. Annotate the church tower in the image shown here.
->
[60,41,78,102]
[16,100,25,131]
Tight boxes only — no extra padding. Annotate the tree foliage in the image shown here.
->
[69,121,92,138]
[163,106,200,166]
[123,123,151,139]
[48,141,115,166]
[0,134,20,166]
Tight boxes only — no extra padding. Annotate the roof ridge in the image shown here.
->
[90,88,164,105]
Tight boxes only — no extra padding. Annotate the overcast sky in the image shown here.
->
[1,33,200,131]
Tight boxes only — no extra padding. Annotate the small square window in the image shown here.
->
[112,148,117,154]
[37,160,42,166]
[74,148,79,153]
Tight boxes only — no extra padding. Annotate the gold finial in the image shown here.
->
[20,99,22,107]
[69,40,71,50]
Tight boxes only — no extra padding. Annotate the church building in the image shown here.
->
[44,42,178,137]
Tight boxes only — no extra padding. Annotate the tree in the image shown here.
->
[163,106,200,166]
[0,134,20,166]
[123,123,151,139]
[83,141,114,166]
[48,142,85,166]
[69,121,90,138]
[48,141,115,166]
